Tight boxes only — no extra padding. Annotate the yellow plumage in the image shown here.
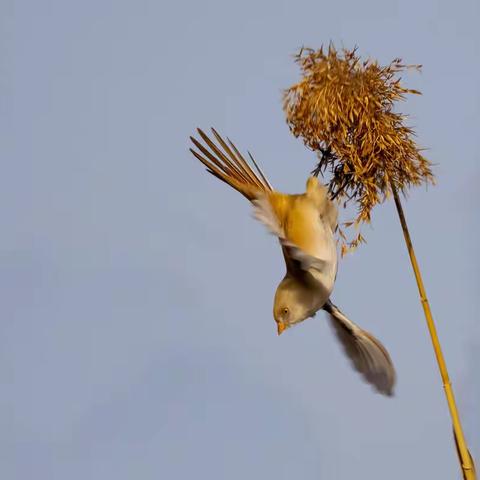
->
[189,128,396,396]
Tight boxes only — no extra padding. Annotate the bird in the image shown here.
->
[189,128,396,396]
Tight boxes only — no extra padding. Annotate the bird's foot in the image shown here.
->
[310,163,323,178]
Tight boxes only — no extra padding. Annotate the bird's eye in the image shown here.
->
[283,307,289,315]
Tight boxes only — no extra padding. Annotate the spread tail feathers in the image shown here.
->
[189,128,273,201]
[323,300,396,396]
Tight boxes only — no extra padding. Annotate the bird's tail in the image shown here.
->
[323,300,396,396]
[189,128,273,201]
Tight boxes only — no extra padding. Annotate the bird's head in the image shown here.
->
[273,277,315,335]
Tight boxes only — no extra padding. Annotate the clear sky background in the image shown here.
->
[2,0,479,479]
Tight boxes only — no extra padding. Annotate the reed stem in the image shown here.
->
[391,183,476,480]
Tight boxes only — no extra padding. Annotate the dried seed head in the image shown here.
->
[283,45,435,252]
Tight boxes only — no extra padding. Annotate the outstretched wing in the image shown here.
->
[189,128,273,201]
[189,129,327,273]
[323,300,396,396]
[252,193,328,273]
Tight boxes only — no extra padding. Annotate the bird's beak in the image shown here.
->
[277,322,286,335]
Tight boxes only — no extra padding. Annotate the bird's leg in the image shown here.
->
[311,162,322,178]
[311,145,334,178]
[311,164,322,178]
[330,177,351,200]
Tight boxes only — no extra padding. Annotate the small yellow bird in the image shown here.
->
[189,128,396,396]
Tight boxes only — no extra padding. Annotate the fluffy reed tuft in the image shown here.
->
[283,45,434,252]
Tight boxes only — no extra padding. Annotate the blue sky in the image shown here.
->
[2,0,479,478]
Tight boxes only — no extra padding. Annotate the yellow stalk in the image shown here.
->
[391,184,476,480]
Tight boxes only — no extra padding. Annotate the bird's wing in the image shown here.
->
[189,128,273,201]
[252,193,328,273]
[190,129,327,273]
[323,300,396,396]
